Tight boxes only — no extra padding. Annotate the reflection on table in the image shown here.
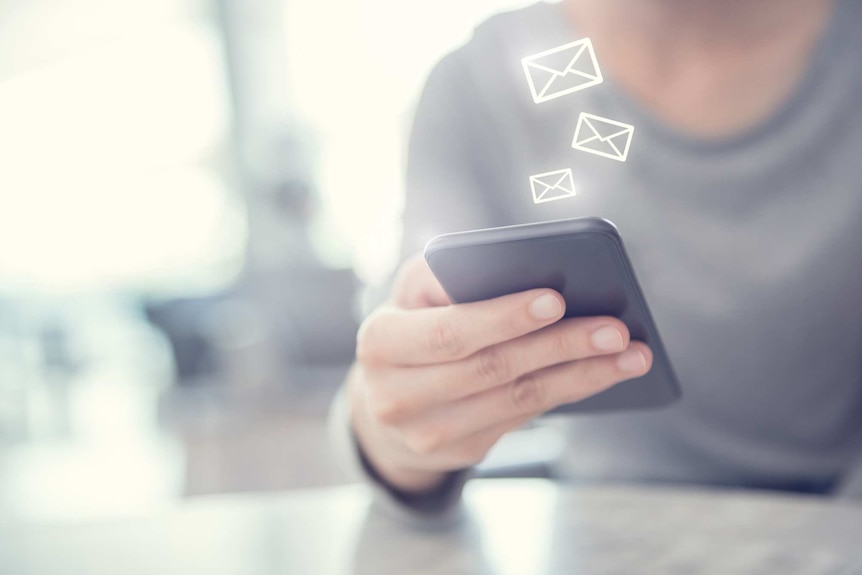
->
[2,479,862,574]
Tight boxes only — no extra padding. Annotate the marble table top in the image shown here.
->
[2,479,861,574]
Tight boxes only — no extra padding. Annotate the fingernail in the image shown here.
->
[617,348,647,374]
[529,293,563,320]
[591,326,624,351]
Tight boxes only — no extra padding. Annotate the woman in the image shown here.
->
[331,0,862,519]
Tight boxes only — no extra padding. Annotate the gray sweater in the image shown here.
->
[331,0,862,514]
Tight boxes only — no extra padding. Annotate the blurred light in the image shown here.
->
[284,0,536,281]
[1,439,184,523]
[0,18,238,294]
[0,168,245,293]
[469,480,558,574]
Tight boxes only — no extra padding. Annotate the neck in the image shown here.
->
[567,0,830,48]
[564,0,834,138]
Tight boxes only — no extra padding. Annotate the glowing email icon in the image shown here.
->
[522,38,603,104]
[530,169,576,204]
[571,113,635,162]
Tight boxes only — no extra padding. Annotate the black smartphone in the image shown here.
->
[423,217,680,414]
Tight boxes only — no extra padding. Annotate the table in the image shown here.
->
[2,479,861,574]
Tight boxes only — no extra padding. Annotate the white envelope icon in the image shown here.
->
[522,38,603,104]
[530,169,576,204]
[572,113,635,162]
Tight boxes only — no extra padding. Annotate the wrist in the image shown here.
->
[347,365,447,494]
[353,429,471,513]
[350,408,448,494]
[366,455,449,495]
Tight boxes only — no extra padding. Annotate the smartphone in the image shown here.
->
[424,217,680,414]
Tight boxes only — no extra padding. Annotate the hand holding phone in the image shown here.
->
[348,232,658,494]
[424,217,680,413]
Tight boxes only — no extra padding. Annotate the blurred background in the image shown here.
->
[0,0,540,523]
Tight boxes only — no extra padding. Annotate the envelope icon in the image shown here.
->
[522,38,603,104]
[530,169,576,204]
[572,113,635,162]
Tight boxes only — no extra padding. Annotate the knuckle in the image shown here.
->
[473,347,513,385]
[369,393,407,425]
[551,326,581,360]
[404,428,445,456]
[427,318,465,359]
[510,373,548,413]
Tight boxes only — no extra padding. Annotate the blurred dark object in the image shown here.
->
[245,266,358,365]
[145,296,223,382]
[144,265,358,386]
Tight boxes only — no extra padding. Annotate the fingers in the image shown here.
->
[389,255,451,310]
[497,341,652,415]
[357,289,565,367]
[369,316,631,414]
[394,342,653,453]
